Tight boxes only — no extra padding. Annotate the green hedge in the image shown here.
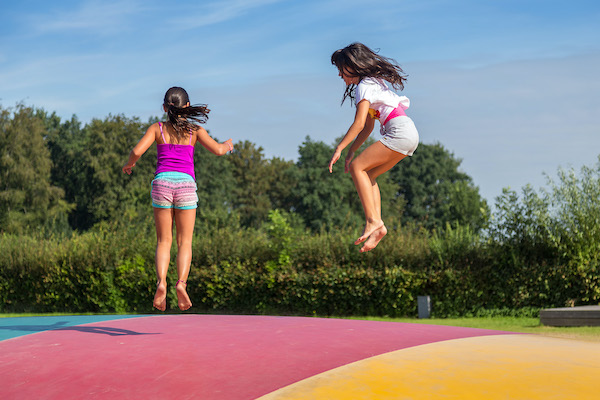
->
[1,222,598,316]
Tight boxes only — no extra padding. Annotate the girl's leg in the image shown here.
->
[358,181,387,252]
[173,208,196,310]
[359,154,406,252]
[366,152,408,221]
[372,181,382,221]
[349,141,406,246]
[153,207,174,311]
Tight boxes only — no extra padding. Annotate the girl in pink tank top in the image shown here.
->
[122,87,233,311]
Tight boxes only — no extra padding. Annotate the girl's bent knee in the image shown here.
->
[349,161,362,176]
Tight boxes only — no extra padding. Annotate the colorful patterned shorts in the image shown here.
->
[151,172,198,210]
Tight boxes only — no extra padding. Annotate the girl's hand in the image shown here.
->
[329,148,341,173]
[344,150,355,173]
[224,138,234,153]
[122,163,135,175]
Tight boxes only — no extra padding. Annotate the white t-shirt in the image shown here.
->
[355,77,410,124]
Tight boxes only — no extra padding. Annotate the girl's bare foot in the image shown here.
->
[360,224,387,253]
[153,282,167,311]
[176,280,192,311]
[355,219,384,245]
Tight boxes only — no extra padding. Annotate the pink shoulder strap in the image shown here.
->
[158,122,167,143]
[189,129,193,145]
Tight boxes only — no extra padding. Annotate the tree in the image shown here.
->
[487,159,600,305]
[44,112,92,230]
[0,105,72,234]
[389,142,488,231]
[289,137,363,231]
[545,159,600,270]
[193,135,238,230]
[227,140,274,228]
[59,114,152,230]
[265,156,296,214]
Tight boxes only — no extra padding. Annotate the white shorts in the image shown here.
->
[379,116,419,156]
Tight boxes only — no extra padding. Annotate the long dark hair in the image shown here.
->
[331,42,408,105]
[163,87,210,142]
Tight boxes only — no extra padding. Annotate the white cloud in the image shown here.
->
[28,0,145,35]
[167,0,283,30]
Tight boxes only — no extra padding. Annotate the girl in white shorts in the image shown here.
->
[328,42,419,252]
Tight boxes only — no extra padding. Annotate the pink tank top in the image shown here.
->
[155,122,195,179]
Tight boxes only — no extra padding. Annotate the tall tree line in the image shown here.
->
[0,104,488,235]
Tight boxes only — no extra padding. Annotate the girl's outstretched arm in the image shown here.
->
[329,99,370,173]
[122,123,158,174]
[195,126,233,156]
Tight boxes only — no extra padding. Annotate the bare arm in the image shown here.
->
[344,115,375,173]
[349,115,375,153]
[195,127,233,156]
[328,99,371,173]
[122,123,158,174]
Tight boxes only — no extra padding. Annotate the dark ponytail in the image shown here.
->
[163,87,210,142]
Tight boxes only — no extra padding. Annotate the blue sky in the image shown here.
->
[2,0,599,204]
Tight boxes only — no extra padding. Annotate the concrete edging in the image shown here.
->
[540,305,600,327]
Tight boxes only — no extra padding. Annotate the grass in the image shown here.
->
[350,316,600,342]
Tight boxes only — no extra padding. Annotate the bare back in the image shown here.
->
[155,121,202,146]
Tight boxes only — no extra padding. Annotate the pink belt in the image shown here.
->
[383,102,407,125]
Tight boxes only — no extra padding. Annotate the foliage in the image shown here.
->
[1,104,489,236]
[546,162,600,268]
[2,103,599,317]
[544,161,600,303]
[289,137,362,231]
[389,142,489,232]
[227,141,273,228]
[2,199,598,316]
[485,158,600,307]
[0,105,73,235]
[265,209,294,267]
